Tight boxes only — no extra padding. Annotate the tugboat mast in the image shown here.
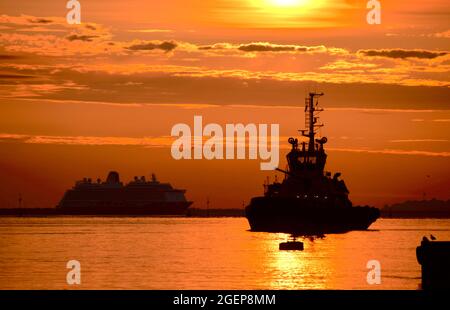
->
[302,92,324,152]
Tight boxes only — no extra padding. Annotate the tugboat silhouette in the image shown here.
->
[245,92,380,234]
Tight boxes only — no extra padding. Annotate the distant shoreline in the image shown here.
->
[380,199,450,219]
[1,205,450,218]
[0,208,246,218]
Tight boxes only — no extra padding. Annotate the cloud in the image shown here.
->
[1,132,449,158]
[84,24,97,31]
[0,14,448,107]
[198,42,338,54]
[27,17,53,24]
[433,30,450,38]
[0,54,22,60]
[0,15,114,56]
[0,73,34,79]
[127,41,177,52]
[328,147,450,157]
[237,43,326,53]
[358,49,448,59]
[1,62,448,107]
[389,139,448,143]
[0,80,88,98]
[320,60,378,70]
[0,133,173,147]
[66,34,99,42]
[409,118,450,122]
[128,29,174,33]
[0,14,62,29]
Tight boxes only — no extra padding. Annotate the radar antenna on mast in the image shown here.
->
[299,92,324,152]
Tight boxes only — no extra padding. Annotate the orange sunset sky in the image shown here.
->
[0,0,449,209]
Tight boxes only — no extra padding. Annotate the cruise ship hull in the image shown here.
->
[246,197,380,234]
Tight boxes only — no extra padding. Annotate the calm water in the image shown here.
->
[0,217,449,290]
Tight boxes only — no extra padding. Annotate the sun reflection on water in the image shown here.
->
[261,233,328,289]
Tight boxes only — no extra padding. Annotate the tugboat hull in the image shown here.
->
[246,197,380,234]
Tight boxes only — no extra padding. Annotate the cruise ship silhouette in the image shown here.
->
[56,171,192,215]
[0,171,192,216]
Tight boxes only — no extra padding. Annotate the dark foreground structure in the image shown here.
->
[416,237,450,290]
[0,172,192,216]
[245,92,380,234]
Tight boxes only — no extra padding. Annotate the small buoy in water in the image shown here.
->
[279,241,304,251]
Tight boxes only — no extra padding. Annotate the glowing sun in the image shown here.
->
[268,0,310,7]
[247,0,329,28]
